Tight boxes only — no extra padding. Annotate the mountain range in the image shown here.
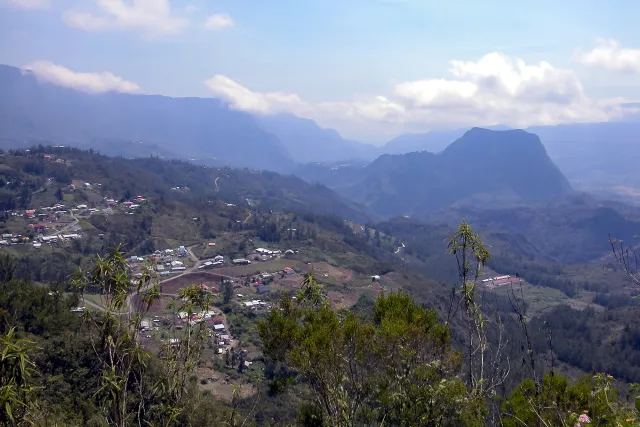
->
[1,63,639,201]
[0,65,294,172]
[298,128,573,218]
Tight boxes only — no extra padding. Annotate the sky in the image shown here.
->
[1,0,640,144]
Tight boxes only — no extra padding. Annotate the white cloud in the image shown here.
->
[184,4,198,13]
[203,13,234,31]
[576,39,640,73]
[204,75,305,114]
[63,0,189,38]
[7,0,49,9]
[22,61,141,94]
[204,52,611,133]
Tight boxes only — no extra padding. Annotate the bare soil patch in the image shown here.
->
[160,272,234,295]
[196,367,258,402]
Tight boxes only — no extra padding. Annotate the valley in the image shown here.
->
[2,140,640,425]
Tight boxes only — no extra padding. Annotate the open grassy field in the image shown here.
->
[491,280,600,316]
[214,258,298,277]
[160,271,230,295]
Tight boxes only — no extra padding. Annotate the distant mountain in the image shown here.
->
[382,129,466,155]
[381,122,640,204]
[256,113,379,163]
[382,125,512,155]
[527,122,640,188]
[0,64,294,172]
[301,128,573,218]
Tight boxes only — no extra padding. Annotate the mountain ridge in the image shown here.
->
[298,128,573,218]
[0,64,294,172]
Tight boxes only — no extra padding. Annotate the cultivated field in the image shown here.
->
[160,272,234,295]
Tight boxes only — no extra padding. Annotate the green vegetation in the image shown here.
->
[3,146,640,425]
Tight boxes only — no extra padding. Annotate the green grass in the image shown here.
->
[491,281,586,316]
[83,293,106,307]
[76,221,94,231]
[223,259,294,276]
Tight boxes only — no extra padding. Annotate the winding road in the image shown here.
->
[243,211,252,224]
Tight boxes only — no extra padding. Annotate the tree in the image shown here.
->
[72,246,211,426]
[610,235,640,289]
[259,274,485,426]
[502,372,640,427]
[72,246,160,427]
[222,280,234,305]
[446,219,508,400]
[55,186,63,201]
[0,328,40,425]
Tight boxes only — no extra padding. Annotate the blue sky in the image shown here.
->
[1,0,640,143]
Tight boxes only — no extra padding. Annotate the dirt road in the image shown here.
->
[243,211,252,224]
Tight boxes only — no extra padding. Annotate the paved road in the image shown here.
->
[214,176,220,191]
[46,210,79,236]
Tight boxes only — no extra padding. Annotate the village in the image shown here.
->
[1,180,147,248]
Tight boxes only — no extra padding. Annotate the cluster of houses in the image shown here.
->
[23,203,68,220]
[170,311,232,352]
[252,247,297,261]
[241,299,271,309]
[67,182,99,191]
[128,247,191,276]
[0,231,81,248]
[103,196,146,215]
[255,247,281,256]
[197,255,225,270]
[234,247,297,265]
[0,233,31,246]
[481,275,516,288]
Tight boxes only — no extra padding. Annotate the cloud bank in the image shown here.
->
[576,39,640,73]
[205,51,614,132]
[22,61,141,94]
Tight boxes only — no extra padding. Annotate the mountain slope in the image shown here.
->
[382,129,466,154]
[382,125,512,155]
[421,193,640,263]
[0,65,293,172]
[256,113,379,163]
[309,128,573,218]
[528,122,640,188]
[0,146,376,223]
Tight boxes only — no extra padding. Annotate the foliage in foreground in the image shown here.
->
[3,221,640,425]
[259,273,485,426]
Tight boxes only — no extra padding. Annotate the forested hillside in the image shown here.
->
[299,128,573,218]
[0,65,293,172]
[2,146,640,426]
